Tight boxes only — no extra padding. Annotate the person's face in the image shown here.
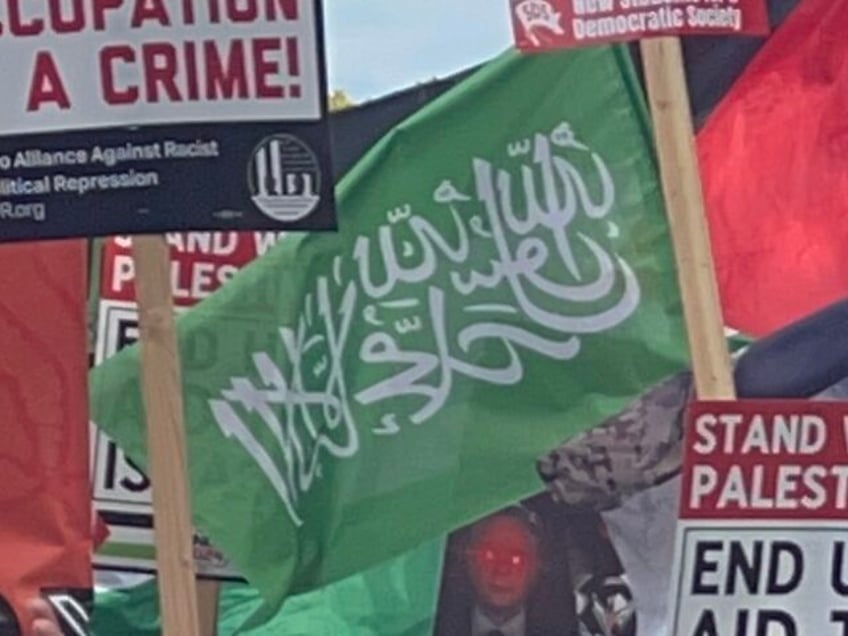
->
[467,515,540,611]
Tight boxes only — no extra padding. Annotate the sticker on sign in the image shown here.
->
[509,0,770,50]
[671,401,848,635]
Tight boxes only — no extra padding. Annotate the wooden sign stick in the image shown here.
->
[132,235,202,636]
[197,579,221,636]
[640,36,736,401]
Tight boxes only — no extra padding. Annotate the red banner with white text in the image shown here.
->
[510,0,769,50]
[682,401,848,521]
[0,240,92,636]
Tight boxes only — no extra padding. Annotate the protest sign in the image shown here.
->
[0,0,334,241]
[510,0,770,50]
[672,401,848,635]
[92,232,283,579]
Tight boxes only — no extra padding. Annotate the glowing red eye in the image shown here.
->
[483,549,496,562]
[511,554,523,566]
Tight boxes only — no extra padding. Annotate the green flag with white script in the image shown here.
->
[90,45,688,610]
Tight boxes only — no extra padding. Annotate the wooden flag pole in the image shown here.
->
[133,235,202,636]
[640,36,736,400]
[197,579,221,636]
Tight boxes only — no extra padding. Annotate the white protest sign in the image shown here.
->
[0,0,321,135]
[671,401,848,636]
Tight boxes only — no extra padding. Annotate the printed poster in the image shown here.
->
[436,492,636,635]
[0,1,335,241]
[672,401,848,635]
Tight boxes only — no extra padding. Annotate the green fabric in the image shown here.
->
[726,329,754,355]
[93,581,159,636]
[89,44,687,612]
[93,538,445,635]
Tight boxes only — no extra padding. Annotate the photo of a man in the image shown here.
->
[435,494,634,635]
[465,508,542,635]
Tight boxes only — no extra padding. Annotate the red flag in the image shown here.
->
[93,514,111,548]
[700,0,848,336]
[0,241,92,636]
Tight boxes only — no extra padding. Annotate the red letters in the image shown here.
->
[99,38,301,104]
[93,0,125,30]
[181,0,196,24]
[205,40,248,99]
[8,0,44,36]
[131,0,171,27]
[26,51,71,111]
[183,41,200,100]
[0,0,300,37]
[48,0,85,33]
[253,38,283,98]
[143,43,180,102]
[265,0,298,21]
[227,0,258,22]
[100,45,139,104]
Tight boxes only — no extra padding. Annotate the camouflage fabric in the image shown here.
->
[538,372,693,511]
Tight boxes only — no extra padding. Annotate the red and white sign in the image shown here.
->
[0,0,322,135]
[100,231,282,306]
[510,0,769,50]
[672,401,848,635]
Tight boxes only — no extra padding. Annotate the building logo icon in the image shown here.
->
[248,134,321,222]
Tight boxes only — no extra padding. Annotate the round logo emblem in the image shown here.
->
[247,134,321,222]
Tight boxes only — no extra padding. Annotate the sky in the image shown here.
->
[323,1,514,102]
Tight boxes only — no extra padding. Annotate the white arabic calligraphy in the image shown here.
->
[210,278,358,526]
[210,121,642,525]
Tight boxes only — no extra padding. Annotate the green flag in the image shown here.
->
[93,538,445,635]
[90,45,688,610]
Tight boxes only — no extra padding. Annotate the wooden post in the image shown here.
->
[640,36,736,400]
[197,580,221,636]
[133,235,202,636]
